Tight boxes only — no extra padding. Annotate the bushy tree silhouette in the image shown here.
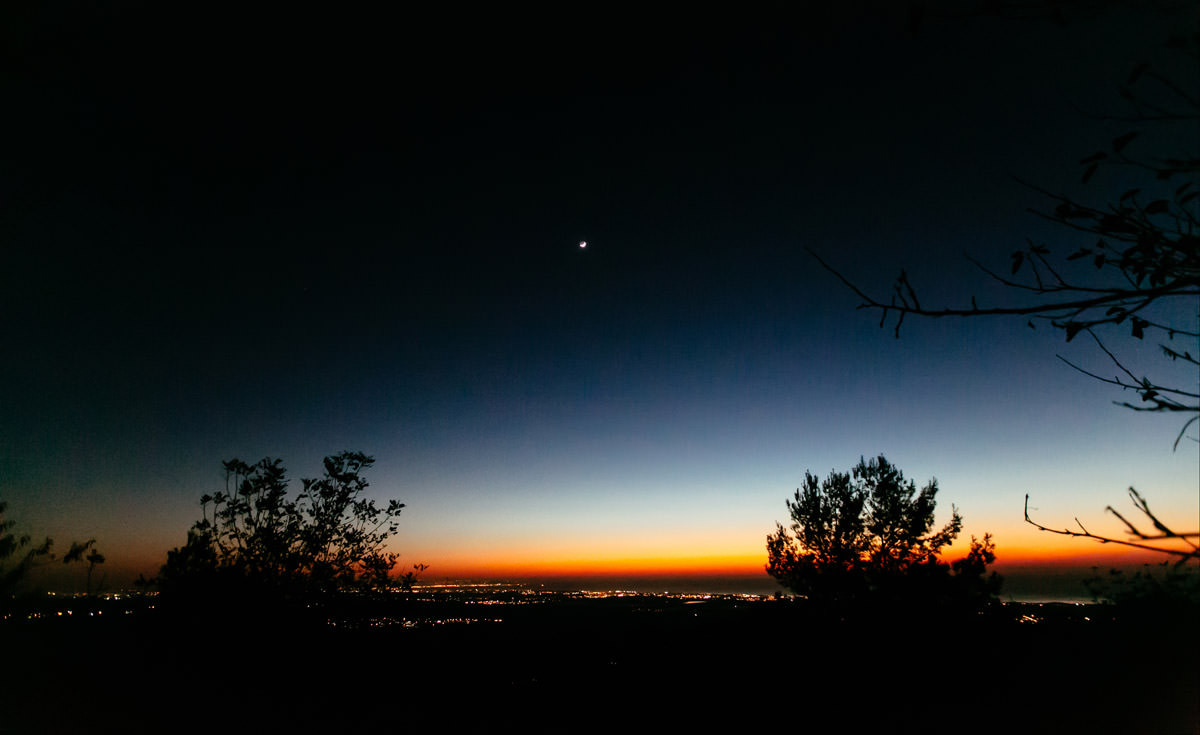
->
[159,451,423,606]
[766,456,1000,609]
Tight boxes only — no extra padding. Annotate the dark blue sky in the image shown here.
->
[2,2,1196,589]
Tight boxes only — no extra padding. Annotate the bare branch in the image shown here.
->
[808,248,1199,324]
[1172,415,1199,450]
[1086,329,1200,399]
[1125,487,1199,550]
[1025,493,1200,561]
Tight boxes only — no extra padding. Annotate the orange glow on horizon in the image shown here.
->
[110,529,1188,586]
[426,552,766,580]
[418,541,1177,581]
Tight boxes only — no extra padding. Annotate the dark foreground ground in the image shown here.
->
[2,593,1196,734]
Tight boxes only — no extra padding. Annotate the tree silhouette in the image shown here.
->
[766,456,1000,609]
[810,32,1198,559]
[63,539,105,597]
[159,451,424,605]
[0,501,53,606]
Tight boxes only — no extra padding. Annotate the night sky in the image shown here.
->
[3,2,1196,594]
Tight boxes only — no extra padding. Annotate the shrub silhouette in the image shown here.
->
[1085,561,1200,623]
[766,455,1000,610]
[159,451,422,607]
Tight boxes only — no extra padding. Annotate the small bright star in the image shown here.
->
[579,241,587,249]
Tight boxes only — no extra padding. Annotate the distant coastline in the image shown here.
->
[26,562,1137,604]
[416,570,1102,604]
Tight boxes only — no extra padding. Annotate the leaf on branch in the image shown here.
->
[1064,322,1085,342]
[1119,188,1141,202]
[1081,163,1099,184]
[1131,318,1148,340]
[1144,199,1169,215]
[1094,253,1106,268]
[1111,131,1139,153]
[1010,251,1024,274]
[1079,152,1107,164]
[1066,248,1091,260]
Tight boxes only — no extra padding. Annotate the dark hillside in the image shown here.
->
[3,596,1195,733]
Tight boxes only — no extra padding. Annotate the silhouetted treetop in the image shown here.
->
[767,456,999,609]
